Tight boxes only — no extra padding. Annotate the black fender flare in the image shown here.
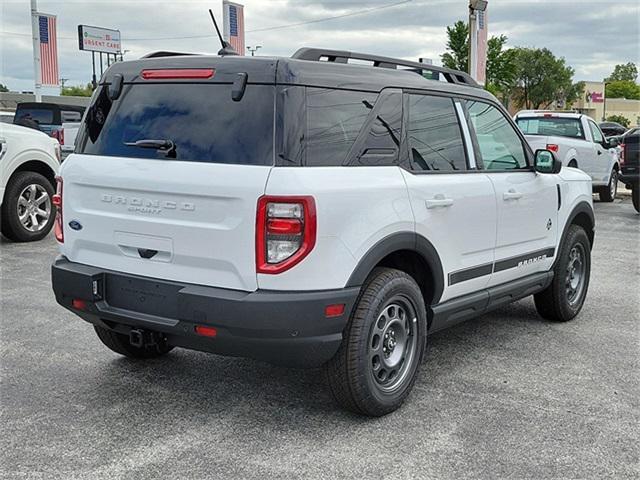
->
[553,201,595,268]
[345,232,445,305]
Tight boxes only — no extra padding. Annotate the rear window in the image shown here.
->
[516,117,584,139]
[14,108,54,126]
[77,83,274,165]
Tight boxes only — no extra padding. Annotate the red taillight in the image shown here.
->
[194,325,217,337]
[53,128,64,146]
[324,304,345,318]
[546,144,559,153]
[53,176,63,243]
[256,196,317,274]
[620,143,626,166]
[71,299,87,310]
[141,68,215,80]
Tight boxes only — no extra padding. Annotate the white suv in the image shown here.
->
[515,111,620,202]
[51,49,595,416]
[1,123,60,241]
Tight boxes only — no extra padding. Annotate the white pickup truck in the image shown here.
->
[515,111,620,201]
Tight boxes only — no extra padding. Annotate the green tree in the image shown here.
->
[605,62,638,82]
[605,80,640,100]
[0,83,9,92]
[441,21,469,72]
[61,83,93,97]
[440,22,518,103]
[605,114,630,128]
[511,48,576,109]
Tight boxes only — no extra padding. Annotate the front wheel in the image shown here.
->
[599,168,618,202]
[325,268,427,416]
[534,225,591,322]
[632,186,639,213]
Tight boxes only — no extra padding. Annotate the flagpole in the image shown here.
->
[30,0,42,102]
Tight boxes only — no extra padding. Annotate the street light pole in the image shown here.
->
[602,82,609,121]
[246,45,262,56]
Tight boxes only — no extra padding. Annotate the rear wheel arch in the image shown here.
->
[345,232,445,309]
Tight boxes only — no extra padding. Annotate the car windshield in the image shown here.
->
[517,117,584,139]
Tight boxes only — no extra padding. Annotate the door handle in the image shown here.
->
[503,189,523,201]
[426,194,454,209]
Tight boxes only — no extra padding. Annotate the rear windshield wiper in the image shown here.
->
[124,139,176,157]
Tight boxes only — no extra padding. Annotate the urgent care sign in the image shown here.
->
[78,25,121,54]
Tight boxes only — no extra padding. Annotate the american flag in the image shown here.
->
[38,14,59,86]
[223,1,245,55]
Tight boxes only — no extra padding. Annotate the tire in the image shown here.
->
[534,225,591,322]
[598,168,618,202]
[568,160,578,168]
[324,267,427,416]
[94,325,173,359]
[632,187,639,213]
[1,171,55,242]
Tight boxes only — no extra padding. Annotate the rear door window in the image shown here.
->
[77,83,274,165]
[406,94,467,171]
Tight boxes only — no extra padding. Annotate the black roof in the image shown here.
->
[102,48,494,101]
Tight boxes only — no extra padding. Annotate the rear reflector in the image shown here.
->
[141,68,215,80]
[194,325,217,338]
[71,299,87,310]
[325,304,345,318]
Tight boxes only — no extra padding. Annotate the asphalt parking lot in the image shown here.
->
[1,197,638,480]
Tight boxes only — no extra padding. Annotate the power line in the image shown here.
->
[0,0,412,42]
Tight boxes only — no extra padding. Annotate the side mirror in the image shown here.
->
[607,137,619,148]
[534,149,562,174]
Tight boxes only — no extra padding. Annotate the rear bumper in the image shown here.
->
[619,169,639,188]
[51,257,359,367]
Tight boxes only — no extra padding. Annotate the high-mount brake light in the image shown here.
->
[141,68,215,80]
[256,196,317,274]
[53,176,63,243]
[546,144,559,153]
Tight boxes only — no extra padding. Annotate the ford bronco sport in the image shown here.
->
[51,48,595,416]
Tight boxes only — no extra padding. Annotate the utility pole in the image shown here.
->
[30,0,42,102]
[468,0,488,86]
[246,45,262,56]
[59,77,69,93]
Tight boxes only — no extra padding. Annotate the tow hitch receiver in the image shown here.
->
[129,329,166,350]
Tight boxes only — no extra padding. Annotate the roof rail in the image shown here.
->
[291,47,479,88]
[142,51,198,59]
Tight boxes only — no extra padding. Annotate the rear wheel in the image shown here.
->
[598,168,618,202]
[568,159,578,168]
[632,186,639,213]
[94,325,173,359]
[534,225,591,322]
[1,171,55,242]
[325,268,427,416]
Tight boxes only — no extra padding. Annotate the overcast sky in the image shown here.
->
[1,0,638,93]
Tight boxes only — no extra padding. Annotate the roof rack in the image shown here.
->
[142,51,198,59]
[291,48,479,88]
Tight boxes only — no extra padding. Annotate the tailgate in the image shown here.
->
[60,154,271,291]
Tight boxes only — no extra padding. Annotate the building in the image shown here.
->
[571,80,640,126]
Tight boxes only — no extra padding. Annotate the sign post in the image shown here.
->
[30,0,42,101]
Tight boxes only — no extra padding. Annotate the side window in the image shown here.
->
[588,121,604,143]
[406,94,467,171]
[466,100,528,170]
[306,88,377,166]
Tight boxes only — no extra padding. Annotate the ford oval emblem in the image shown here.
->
[68,220,83,231]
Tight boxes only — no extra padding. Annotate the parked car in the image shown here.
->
[13,102,85,148]
[51,48,594,416]
[619,129,640,212]
[60,121,80,153]
[599,121,627,138]
[0,123,61,241]
[515,111,619,201]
